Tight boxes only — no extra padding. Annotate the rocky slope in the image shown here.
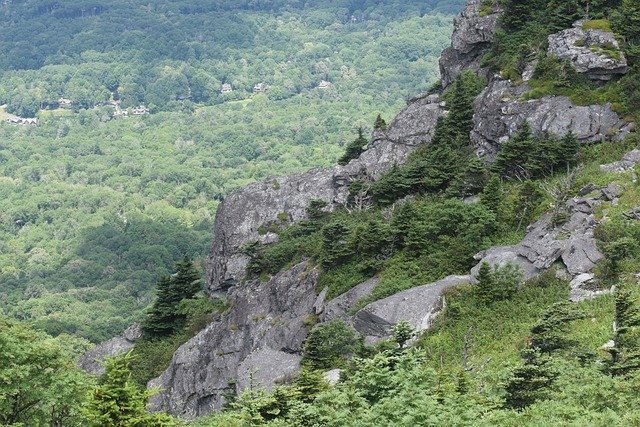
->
[146,0,634,419]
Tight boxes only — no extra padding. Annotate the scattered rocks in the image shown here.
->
[623,207,640,221]
[472,187,612,279]
[323,369,342,386]
[548,21,628,81]
[569,273,611,302]
[78,323,142,376]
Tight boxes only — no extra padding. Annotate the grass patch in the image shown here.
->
[582,19,612,32]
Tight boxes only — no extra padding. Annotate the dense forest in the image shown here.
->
[0,0,463,342]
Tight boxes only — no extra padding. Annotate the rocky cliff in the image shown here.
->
[148,0,634,419]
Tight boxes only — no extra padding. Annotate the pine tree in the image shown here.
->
[392,320,415,349]
[321,221,352,267]
[480,174,502,216]
[556,131,580,169]
[493,121,535,179]
[475,262,495,303]
[609,282,640,375]
[374,114,387,130]
[504,348,558,409]
[338,128,368,166]
[530,302,586,353]
[86,352,174,426]
[143,257,202,336]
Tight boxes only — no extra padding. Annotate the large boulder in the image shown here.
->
[439,0,503,88]
[148,262,319,420]
[206,96,443,294]
[471,79,632,158]
[78,323,142,376]
[548,21,628,81]
[352,275,474,342]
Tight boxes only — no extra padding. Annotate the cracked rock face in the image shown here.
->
[471,79,632,158]
[149,262,319,419]
[206,96,443,294]
[548,21,628,81]
[78,323,142,376]
[472,188,611,279]
[439,0,502,88]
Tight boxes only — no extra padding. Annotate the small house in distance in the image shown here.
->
[7,117,37,126]
[131,105,149,115]
[253,82,269,94]
[58,97,72,108]
[221,83,233,94]
[318,80,332,90]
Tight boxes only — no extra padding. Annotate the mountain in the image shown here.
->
[138,0,640,423]
[0,0,463,343]
[3,0,640,425]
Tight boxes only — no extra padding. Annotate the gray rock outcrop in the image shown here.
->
[352,275,474,342]
[601,149,640,173]
[206,95,444,294]
[321,277,379,322]
[439,0,502,88]
[472,188,612,279]
[471,79,632,158]
[78,323,142,376]
[148,261,319,419]
[548,21,628,81]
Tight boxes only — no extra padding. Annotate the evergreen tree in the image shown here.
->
[143,257,202,336]
[374,114,387,130]
[504,348,558,409]
[556,131,580,168]
[338,128,368,166]
[321,221,352,267]
[392,320,416,349]
[86,352,174,426]
[493,121,535,179]
[530,302,585,353]
[475,262,495,304]
[609,282,640,375]
[480,174,502,216]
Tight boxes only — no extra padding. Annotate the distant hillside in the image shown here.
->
[0,0,464,342]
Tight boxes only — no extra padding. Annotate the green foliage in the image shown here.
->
[530,302,586,353]
[0,316,92,427]
[302,320,362,370]
[86,352,175,426]
[392,320,416,349]
[143,257,203,337]
[492,122,580,180]
[608,281,640,376]
[0,0,461,341]
[475,262,522,303]
[338,128,369,166]
[374,114,387,130]
[370,71,487,204]
[504,347,558,409]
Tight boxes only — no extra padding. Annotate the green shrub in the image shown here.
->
[302,320,362,370]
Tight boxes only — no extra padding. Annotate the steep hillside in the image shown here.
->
[0,1,463,342]
[142,0,640,424]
